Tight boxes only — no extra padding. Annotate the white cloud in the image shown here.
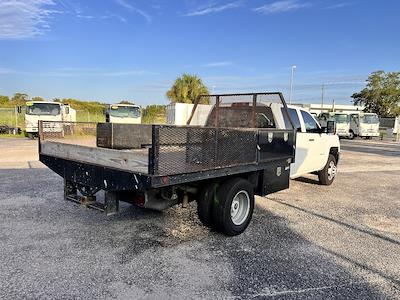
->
[0,0,59,39]
[254,0,311,14]
[114,0,151,22]
[184,1,242,16]
[100,13,127,23]
[324,2,352,10]
[203,61,233,67]
[0,67,16,74]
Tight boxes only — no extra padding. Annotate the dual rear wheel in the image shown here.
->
[197,178,255,236]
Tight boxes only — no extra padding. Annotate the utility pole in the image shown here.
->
[289,65,296,104]
[321,84,325,112]
[332,99,335,112]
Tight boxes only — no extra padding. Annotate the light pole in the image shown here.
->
[289,65,296,104]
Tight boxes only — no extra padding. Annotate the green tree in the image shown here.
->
[11,93,29,105]
[352,71,400,117]
[166,74,209,104]
[119,100,135,105]
[0,95,10,105]
[32,96,45,102]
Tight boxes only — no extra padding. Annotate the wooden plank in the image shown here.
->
[41,141,149,174]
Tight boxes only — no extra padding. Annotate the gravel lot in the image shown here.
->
[0,138,399,299]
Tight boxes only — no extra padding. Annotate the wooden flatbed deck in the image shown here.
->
[41,141,149,174]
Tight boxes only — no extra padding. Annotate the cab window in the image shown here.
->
[282,108,301,131]
[301,111,320,133]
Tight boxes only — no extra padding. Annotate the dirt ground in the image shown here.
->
[0,137,399,299]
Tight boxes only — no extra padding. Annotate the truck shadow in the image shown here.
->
[206,204,391,299]
[293,176,320,185]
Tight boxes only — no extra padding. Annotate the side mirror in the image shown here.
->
[326,120,336,134]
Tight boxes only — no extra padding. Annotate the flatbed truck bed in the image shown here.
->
[39,92,296,236]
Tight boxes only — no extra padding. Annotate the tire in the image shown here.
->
[349,130,355,140]
[197,183,217,228]
[318,154,337,186]
[211,178,254,236]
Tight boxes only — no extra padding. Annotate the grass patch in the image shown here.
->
[0,133,25,138]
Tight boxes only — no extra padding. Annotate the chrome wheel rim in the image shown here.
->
[327,161,337,181]
[230,191,250,226]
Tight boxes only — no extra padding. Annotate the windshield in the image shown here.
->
[361,114,379,124]
[26,103,61,116]
[109,106,140,118]
[334,114,349,123]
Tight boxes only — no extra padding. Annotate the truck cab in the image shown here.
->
[350,112,380,139]
[285,106,340,184]
[105,104,141,124]
[25,101,75,138]
[332,113,351,138]
[203,101,340,185]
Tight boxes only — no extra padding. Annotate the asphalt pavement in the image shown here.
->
[0,138,399,299]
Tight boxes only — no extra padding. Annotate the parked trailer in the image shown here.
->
[39,92,338,235]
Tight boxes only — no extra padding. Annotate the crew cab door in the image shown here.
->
[290,109,327,177]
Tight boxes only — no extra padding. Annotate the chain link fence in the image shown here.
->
[379,117,399,141]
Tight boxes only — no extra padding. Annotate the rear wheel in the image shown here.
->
[211,178,254,236]
[349,130,355,140]
[318,154,337,185]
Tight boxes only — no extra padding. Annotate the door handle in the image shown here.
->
[309,138,315,141]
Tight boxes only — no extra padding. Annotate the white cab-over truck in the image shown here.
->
[25,101,76,138]
[39,92,339,236]
[349,112,380,139]
[319,112,351,139]
[105,104,141,124]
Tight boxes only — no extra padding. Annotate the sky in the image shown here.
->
[0,0,399,106]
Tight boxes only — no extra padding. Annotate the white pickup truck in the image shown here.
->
[285,106,340,185]
[197,101,340,185]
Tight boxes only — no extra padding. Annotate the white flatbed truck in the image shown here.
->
[39,92,339,236]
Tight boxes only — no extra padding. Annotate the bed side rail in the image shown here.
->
[150,125,295,176]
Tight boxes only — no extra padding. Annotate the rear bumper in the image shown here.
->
[359,132,379,137]
[337,132,350,137]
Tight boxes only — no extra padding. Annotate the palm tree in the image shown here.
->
[166,74,210,104]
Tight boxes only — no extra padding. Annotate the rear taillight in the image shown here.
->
[134,193,145,207]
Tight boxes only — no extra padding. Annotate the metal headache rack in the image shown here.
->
[187,92,294,129]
